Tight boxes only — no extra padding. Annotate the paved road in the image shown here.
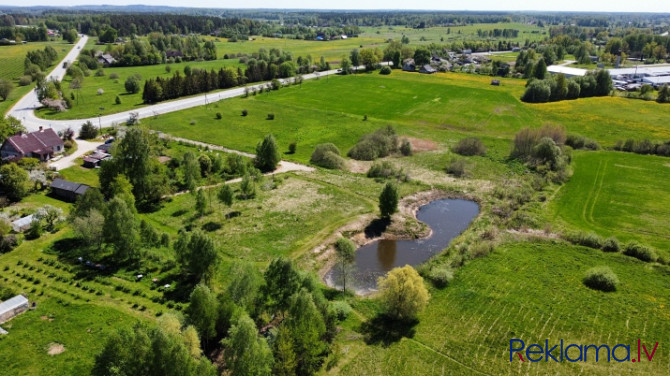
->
[6,35,89,132]
[6,36,348,135]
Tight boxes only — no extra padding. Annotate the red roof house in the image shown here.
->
[0,127,64,162]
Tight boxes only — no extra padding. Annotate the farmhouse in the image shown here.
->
[0,127,64,162]
[96,53,117,66]
[0,295,29,324]
[50,178,90,202]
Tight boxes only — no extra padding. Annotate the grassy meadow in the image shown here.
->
[0,41,69,116]
[3,29,670,375]
[550,151,670,255]
[336,241,670,375]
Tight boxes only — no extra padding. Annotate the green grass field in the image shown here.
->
[0,41,69,116]
[4,41,670,375]
[361,23,547,46]
[550,151,670,254]
[336,241,670,375]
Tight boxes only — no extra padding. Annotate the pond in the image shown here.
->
[324,198,479,294]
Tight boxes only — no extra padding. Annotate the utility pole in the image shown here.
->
[98,107,104,132]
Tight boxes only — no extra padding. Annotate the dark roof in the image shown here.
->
[96,143,112,152]
[75,185,90,195]
[420,65,437,73]
[51,178,83,192]
[4,129,63,156]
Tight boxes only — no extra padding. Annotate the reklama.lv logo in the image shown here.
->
[510,339,659,363]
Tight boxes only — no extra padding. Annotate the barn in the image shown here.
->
[50,178,90,202]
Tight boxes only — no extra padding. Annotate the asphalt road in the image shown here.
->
[6,36,349,135]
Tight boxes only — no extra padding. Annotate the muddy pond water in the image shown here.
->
[325,198,479,294]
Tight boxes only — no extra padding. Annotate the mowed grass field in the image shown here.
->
[550,151,670,255]
[0,41,69,116]
[336,242,670,375]
[143,71,670,164]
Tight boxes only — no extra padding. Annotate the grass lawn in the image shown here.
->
[336,241,670,375]
[549,151,670,255]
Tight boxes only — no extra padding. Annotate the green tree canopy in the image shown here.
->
[378,265,430,321]
[378,182,399,219]
[223,313,274,376]
[254,134,281,172]
[0,163,30,202]
[175,230,219,282]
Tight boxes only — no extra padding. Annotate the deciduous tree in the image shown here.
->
[377,265,430,321]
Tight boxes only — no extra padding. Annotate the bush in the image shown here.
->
[367,161,408,181]
[215,112,222,119]
[566,231,603,249]
[115,95,121,105]
[311,143,345,169]
[347,126,398,161]
[400,139,413,156]
[379,66,392,75]
[602,237,621,253]
[80,120,98,139]
[332,301,352,321]
[453,137,486,156]
[19,76,32,86]
[241,109,248,116]
[124,76,141,94]
[109,73,119,80]
[583,266,619,292]
[267,113,275,120]
[446,159,467,177]
[566,134,600,150]
[427,266,453,288]
[623,241,658,262]
[95,69,105,77]
[288,142,297,154]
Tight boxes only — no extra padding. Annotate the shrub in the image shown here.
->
[446,159,467,177]
[80,121,98,139]
[623,241,658,262]
[241,109,248,116]
[115,95,121,105]
[400,139,413,156]
[566,231,603,249]
[348,126,398,160]
[267,113,275,120]
[215,112,222,119]
[124,76,141,94]
[19,76,32,86]
[379,66,392,75]
[453,137,486,156]
[427,266,453,288]
[95,69,105,77]
[583,266,619,292]
[332,301,352,321]
[311,143,345,169]
[367,161,408,181]
[566,134,600,150]
[288,142,297,154]
[602,237,621,253]
[97,88,104,95]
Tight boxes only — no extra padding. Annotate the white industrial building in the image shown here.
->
[546,65,588,77]
[608,65,670,88]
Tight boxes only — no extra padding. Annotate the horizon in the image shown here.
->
[1,1,670,14]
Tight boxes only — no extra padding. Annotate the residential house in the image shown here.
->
[97,53,117,66]
[50,178,90,202]
[402,59,416,72]
[0,127,64,162]
[420,65,437,74]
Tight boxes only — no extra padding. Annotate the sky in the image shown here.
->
[2,1,670,13]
